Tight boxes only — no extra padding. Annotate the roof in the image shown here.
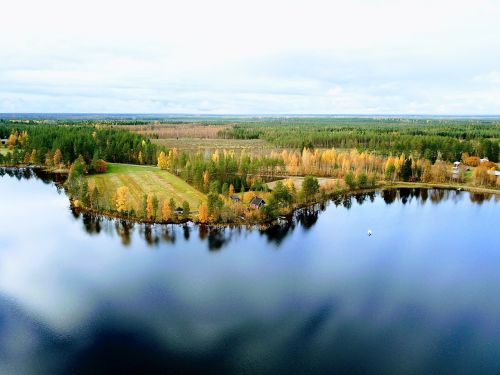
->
[250,196,265,206]
[230,195,240,201]
[487,170,500,176]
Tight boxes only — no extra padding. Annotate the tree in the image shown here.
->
[182,201,190,218]
[169,198,177,219]
[198,203,209,223]
[356,172,368,188]
[271,181,293,207]
[302,176,320,200]
[207,192,224,220]
[53,148,63,166]
[157,151,168,169]
[229,184,235,196]
[142,194,148,218]
[146,193,154,219]
[399,158,413,181]
[162,199,171,221]
[152,195,159,218]
[115,186,130,213]
[344,171,356,189]
[90,186,99,209]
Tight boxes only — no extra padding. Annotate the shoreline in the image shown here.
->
[2,165,499,227]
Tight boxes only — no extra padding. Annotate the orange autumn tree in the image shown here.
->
[198,203,209,223]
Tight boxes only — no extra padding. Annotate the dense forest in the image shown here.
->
[217,118,500,162]
[0,123,165,166]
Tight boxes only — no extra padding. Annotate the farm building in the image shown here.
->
[249,196,266,209]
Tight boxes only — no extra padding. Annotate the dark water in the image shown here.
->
[0,168,499,375]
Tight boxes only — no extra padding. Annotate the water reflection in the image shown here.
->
[1,168,500,374]
[2,168,497,249]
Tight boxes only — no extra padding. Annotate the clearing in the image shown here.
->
[87,163,206,210]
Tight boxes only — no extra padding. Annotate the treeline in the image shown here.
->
[217,119,500,162]
[0,124,166,166]
[157,148,284,194]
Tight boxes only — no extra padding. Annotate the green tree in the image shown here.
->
[302,176,320,200]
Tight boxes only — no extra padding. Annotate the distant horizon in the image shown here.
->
[1,113,500,119]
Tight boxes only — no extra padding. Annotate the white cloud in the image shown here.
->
[0,0,499,113]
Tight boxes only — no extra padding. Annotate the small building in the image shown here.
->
[453,161,461,170]
[487,170,500,177]
[175,207,184,215]
[249,196,266,209]
[0,139,7,145]
[230,195,241,202]
[480,157,489,163]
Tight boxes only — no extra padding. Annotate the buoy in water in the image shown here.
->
[368,229,372,236]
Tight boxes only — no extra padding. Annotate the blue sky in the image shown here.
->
[1,0,499,114]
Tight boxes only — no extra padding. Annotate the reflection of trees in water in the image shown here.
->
[115,220,134,246]
[262,221,296,245]
[420,189,428,204]
[207,228,232,251]
[140,225,160,246]
[162,225,176,244]
[399,188,411,204]
[296,206,319,230]
[469,192,492,204]
[429,189,445,204]
[183,225,191,241]
[82,213,102,235]
[382,189,397,204]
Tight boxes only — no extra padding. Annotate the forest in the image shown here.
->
[1,116,499,224]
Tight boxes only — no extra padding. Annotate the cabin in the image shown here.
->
[174,207,184,215]
[0,139,7,145]
[487,170,500,177]
[230,195,241,202]
[249,196,266,209]
[453,161,461,170]
[480,157,489,163]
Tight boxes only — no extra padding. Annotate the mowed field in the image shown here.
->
[0,147,10,156]
[87,163,206,211]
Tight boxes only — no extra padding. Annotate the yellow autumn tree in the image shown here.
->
[198,203,209,223]
[146,193,154,219]
[162,199,172,220]
[157,151,168,170]
[229,184,235,196]
[115,186,130,213]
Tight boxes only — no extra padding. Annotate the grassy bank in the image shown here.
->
[86,163,206,213]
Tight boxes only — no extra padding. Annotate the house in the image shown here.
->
[0,139,7,145]
[487,170,500,177]
[453,161,461,170]
[175,207,184,215]
[480,157,489,163]
[230,195,241,202]
[249,196,266,209]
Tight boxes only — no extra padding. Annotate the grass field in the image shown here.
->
[87,163,206,211]
[152,138,281,156]
[267,177,345,191]
[0,147,10,156]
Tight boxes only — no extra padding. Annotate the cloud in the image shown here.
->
[0,0,499,113]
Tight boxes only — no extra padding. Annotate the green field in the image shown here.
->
[87,163,206,211]
[0,147,10,156]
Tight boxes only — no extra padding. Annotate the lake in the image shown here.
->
[0,168,499,374]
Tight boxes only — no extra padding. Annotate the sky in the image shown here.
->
[1,0,499,114]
